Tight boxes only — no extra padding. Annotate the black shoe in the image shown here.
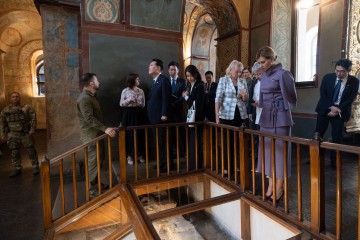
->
[90,182,109,191]
[101,183,109,190]
[313,132,323,141]
[9,169,22,178]
[270,191,284,204]
[33,166,40,175]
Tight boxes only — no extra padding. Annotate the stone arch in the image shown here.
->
[185,0,244,78]
[18,39,43,81]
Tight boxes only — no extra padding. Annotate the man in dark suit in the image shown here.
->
[168,61,187,157]
[204,71,218,122]
[314,59,359,168]
[147,59,172,172]
[168,61,187,123]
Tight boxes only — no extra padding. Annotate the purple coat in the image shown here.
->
[258,64,297,128]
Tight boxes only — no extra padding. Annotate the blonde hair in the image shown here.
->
[225,60,244,76]
[256,46,277,61]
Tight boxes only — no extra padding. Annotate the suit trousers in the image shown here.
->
[316,114,345,162]
[152,127,173,170]
[219,106,243,173]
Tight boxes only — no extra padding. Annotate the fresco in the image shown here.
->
[191,59,209,81]
[192,14,216,56]
[85,0,120,23]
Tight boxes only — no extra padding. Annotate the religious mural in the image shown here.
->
[192,59,208,80]
[85,0,120,23]
[191,14,217,80]
[192,15,216,56]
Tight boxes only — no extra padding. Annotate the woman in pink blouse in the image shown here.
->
[120,74,145,165]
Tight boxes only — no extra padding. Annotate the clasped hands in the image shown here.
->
[328,106,341,118]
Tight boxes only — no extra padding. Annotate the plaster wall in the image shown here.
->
[0,2,46,129]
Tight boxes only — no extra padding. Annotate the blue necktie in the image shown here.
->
[332,79,342,103]
[171,78,176,93]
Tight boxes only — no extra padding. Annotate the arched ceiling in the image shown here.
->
[0,3,42,53]
[187,0,240,36]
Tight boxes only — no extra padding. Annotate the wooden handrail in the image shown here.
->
[118,127,127,183]
[309,139,325,233]
[41,156,52,230]
[41,120,360,239]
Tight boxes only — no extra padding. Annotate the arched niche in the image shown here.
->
[185,0,243,79]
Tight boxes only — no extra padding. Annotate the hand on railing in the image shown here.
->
[105,128,117,137]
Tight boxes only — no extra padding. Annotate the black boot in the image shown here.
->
[9,169,22,178]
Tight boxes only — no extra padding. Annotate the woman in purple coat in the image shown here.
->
[255,46,297,201]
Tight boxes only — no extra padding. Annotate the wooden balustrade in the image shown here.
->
[40,121,360,240]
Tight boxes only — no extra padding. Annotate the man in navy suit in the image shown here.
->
[168,61,187,156]
[314,59,359,168]
[147,59,172,172]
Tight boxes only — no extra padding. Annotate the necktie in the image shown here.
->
[171,78,176,93]
[332,79,342,103]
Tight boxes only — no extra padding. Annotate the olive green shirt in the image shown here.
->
[77,89,107,142]
[0,104,37,138]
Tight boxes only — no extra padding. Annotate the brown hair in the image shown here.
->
[126,73,139,88]
[256,46,277,61]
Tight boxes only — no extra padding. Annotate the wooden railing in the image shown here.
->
[41,121,360,239]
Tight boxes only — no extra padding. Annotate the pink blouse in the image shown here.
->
[119,87,145,108]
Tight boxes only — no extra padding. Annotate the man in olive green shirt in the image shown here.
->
[77,73,116,198]
[0,92,39,177]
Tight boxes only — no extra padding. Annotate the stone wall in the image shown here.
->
[41,5,81,157]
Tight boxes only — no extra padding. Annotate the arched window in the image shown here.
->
[30,50,44,97]
[36,60,45,96]
[295,0,320,84]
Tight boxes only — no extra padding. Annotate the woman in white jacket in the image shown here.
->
[215,60,249,175]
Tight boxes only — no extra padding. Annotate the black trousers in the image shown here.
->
[152,126,173,170]
[189,126,203,170]
[219,107,243,172]
[316,114,345,162]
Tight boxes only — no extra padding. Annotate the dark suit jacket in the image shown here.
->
[204,82,218,122]
[186,81,205,121]
[171,77,187,122]
[315,73,359,121]
[247,77,258,116]
[147,74,172,124]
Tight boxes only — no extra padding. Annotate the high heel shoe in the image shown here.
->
[270,191,284,204]
[265,193,272,201]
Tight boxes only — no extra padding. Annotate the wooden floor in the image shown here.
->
[0,131,359,240]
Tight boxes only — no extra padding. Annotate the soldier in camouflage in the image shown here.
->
[77,73,116,198]
[0,92,39,177]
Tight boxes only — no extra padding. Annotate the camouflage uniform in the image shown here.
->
[0,104,39,170]
[77,90,106,194]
